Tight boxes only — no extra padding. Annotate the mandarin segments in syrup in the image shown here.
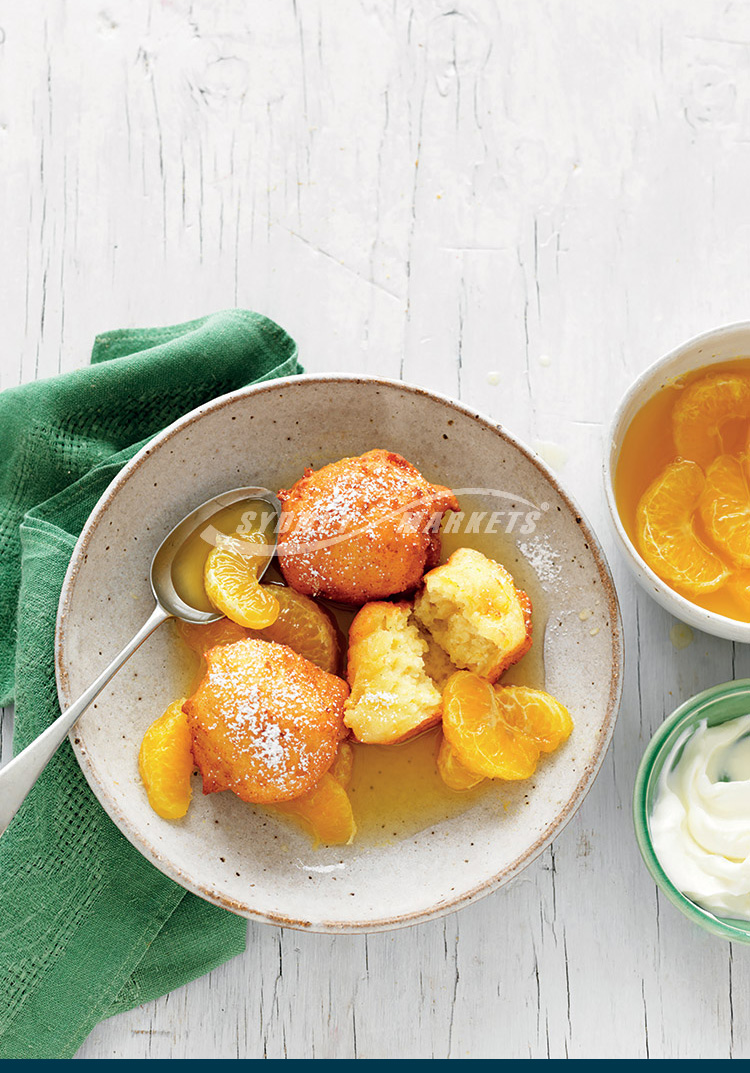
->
[329,740,354,787]
[673,373,750,467]
[260,586,341,675]
[616,361,750,619]
[698,454,750,569]
[442,673,572,782]
[730,570,750,608]
[177,617,251,660]
[176,585,341,674]
[492,686,573,753]
[273,742,356,846]
[138,698,194,820]
[272,771,357,846]
[442,671,541,781]
[635,459,729,594]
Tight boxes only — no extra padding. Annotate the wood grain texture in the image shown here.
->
[2,0,750,1058]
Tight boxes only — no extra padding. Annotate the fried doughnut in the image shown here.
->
[344,601,443,744]
[183,638,349,804]
[277,449,459,604]
[413,547,532,682]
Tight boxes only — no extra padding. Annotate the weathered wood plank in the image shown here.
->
[2,0,749,1058]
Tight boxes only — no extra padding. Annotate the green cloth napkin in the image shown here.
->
[0,310,301,1059]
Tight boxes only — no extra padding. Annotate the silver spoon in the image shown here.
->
[0,485,281,837]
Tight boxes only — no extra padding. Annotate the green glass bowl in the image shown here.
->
[634,679,750,943]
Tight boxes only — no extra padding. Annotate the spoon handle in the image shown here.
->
[0,604,172,837]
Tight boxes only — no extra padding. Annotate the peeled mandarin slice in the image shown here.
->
[636,459,729,593]
[437,733,485,791]
[330,741,354,787]
[729,570,750,607]
[673,373,750,466]
[138,698,194,820]
[273,772,357,846]
[177,586,340,673]
[176,617,251,659]
[259,586,342,674]
[699,454,750,569]
[442,671,540,781]
[492,686,573,754]
[204,533,279,629]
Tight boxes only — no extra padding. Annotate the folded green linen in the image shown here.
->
[0,310,300,1058]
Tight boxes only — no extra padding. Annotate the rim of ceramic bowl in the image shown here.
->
[603,320,750,642]
[633,678,750,943]
[56,373,624,932]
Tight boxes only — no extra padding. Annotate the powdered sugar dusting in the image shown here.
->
[277,450,455,596]
[518,535,562,588]
[187,639,348,798]
[358,689,400,707]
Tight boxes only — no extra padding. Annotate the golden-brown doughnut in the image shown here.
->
[277,449,459,604]
[183,638,349,803]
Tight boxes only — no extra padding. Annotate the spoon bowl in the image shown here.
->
[150,485,281,621]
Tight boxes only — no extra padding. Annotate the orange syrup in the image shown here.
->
[615,358,750,621]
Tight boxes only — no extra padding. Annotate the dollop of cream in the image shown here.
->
[651,714,750,920]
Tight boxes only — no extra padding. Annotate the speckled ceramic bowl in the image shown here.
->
[604,321,750,642]
[56,375,623,932]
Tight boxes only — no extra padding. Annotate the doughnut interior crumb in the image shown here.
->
[344,602,443,744]
[413,547,532,682]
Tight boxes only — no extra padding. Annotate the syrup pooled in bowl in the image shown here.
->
[615,358,750,622]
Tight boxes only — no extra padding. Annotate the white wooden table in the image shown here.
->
[3,0,750,1058]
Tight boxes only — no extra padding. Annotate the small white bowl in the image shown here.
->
[604,321,750,643]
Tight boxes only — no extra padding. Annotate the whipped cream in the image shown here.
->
[650,713,750,920]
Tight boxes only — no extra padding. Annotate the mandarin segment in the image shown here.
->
[204,533,279,629]
[492,686,573,753]
[177,586,341,673]
[729,570,750,608]
[177,617,251,659]
[442,671,540,780]
[330,741,355,787]
[673,373,750,467]
[273,772,357,846]
[138,698,194,820]
[260,585,342,674]
[442,672,572,782]
[699,454,750,569]
[437,733,485,791]
[636,460,729,593]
